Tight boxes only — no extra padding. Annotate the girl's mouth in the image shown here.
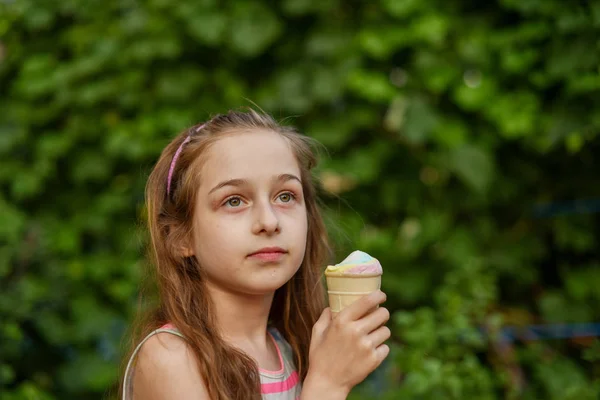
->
[248,247,287,262]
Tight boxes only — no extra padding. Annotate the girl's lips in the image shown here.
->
[248,247,287,262]
[249,251,286,262]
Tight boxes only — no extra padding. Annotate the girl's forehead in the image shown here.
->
[200,129,301,185]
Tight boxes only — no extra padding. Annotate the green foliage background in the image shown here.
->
[2,0,600,398]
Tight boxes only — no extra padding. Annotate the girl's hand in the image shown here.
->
[302,290,391,399]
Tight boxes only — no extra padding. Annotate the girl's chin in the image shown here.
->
[241,275,295,295]
[209,266,299,296]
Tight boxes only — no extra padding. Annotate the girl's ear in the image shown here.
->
[180,245,195,258]
[178,233,195,257]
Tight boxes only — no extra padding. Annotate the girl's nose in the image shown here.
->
[252,200,280,235]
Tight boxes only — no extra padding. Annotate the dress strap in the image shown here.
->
[122,327,185,400]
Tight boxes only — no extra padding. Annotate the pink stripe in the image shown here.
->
[160,323,176,330]
[260,371,299,394]
[258,331,284,375]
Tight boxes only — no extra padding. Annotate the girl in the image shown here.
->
[121,109,391,399]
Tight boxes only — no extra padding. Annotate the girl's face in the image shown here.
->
[189,129,308,296]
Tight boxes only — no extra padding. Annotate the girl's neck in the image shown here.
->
[206,282,275,345]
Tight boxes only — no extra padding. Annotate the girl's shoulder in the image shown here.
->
[135,329,193,374]
[123,324,208,400]
[132,324,188,369]
[138,324,187,356]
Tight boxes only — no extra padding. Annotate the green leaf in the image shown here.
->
[484,91,539,138]
[0,195,26,243]
[447,144,495,193]
[186,11,227,45]
[381,0,422,17]
[401,96,439,144]
[228,2,282,56]
[453,75,497,112]
[411,13,449,47]
[347,69,397,103]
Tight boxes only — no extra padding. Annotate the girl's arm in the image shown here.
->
[300,290,391,400]
[300,373,350,400]
[132,333,210,400]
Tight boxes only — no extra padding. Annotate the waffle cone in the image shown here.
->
[326,274,381,314]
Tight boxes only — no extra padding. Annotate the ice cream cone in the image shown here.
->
[326,273,381,314]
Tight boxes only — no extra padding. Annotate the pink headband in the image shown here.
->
[166,123,206,196]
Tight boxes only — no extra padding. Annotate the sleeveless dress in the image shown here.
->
[122,324,302,400]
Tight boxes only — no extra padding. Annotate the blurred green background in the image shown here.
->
[2,0,600,399]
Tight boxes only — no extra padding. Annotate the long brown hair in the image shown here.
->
[123,109,331,399]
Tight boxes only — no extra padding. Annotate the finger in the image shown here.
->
[358,307,390,334]
[367,325,391,348]
[374,344,390,365]
[312,307,332,338]
[339,290,386,322]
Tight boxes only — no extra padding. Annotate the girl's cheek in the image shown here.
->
[277,202,301,213]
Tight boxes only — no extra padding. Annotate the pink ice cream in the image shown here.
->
[325,250,383,276]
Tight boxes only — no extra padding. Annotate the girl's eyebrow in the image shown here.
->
[208,173,302,195]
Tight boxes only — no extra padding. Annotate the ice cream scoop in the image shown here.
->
[325,250,382,314]
[325,250,383,276]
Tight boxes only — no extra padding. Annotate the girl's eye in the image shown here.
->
[278,192,295,203]
[224,197,243,208]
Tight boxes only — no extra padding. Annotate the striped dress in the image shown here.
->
[123,324,301,400]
